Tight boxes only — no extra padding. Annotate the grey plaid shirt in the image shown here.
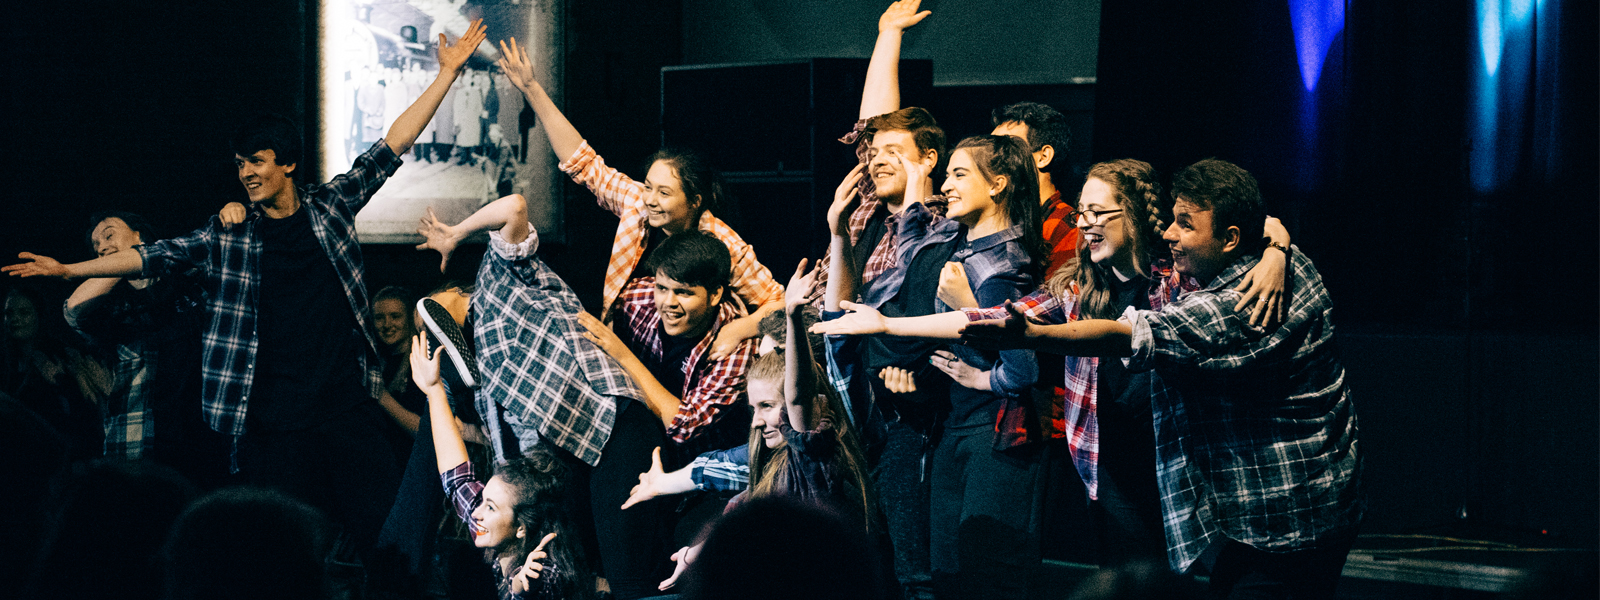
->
[471,227,640,466]
[1122,248,1363,572]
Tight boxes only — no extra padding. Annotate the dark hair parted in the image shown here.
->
[862,106,947,160]
[757,304,825,359]
[230,114,303,174]
[991,101,1071,176]
[1046,159,1170,319]
[952,135,1048,276]
[1171,158,1265,252]
[646,232,732,295]
[645,148,728,225]
[372,285,417,307]
[84,211,156,253]
[492,449,594,600]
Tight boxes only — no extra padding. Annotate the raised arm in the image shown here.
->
[411,334,471,474]
[784,261,821,431]
[825,164,868,311]
[860,0,931,119]
[498,37,582,162]
[384,20,488,155]
[415,193,531,272]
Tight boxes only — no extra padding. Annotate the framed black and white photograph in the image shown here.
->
[319,0,563,243]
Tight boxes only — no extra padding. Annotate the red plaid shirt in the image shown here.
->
[1041,190,1080,278]
[559,141,784,316]
[962,264,1196,500]
[618,277,756,444]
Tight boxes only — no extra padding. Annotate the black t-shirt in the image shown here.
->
[1095,275,1156,470]
[641,323,697,398]
[248,208,368,433]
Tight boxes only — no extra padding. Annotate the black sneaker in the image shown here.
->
[418,298,479,389]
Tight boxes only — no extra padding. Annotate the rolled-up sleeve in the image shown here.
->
[137,223,215,280]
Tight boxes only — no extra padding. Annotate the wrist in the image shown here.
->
[1265,240,1289,257]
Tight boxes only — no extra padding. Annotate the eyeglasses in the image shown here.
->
[1068,208,1124,226]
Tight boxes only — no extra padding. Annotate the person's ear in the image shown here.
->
[1033,145,1055,172]
[516,526,527,539]
[921,148,939,169]
[283,162,297,176]
[988,175,1009,199]
[709,285,724,307]
[1220,225,1242,254]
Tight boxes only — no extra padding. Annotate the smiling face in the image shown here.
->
[90,217,144,257]
[865,130,932,202]
[374,298,413,349]
[642,160,699,234]
[747,378,787,449]
[1077,177,1135,273]
[941,149,1001,225]
[653,271,721,339]
[1164,197,1235,283]
[469,476,525,551]
[235,149,297,205]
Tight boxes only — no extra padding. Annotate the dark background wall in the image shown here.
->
[2,0,1595,554]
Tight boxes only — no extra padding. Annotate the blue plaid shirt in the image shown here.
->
[1122,248,1363,572]
[472,226,640,467]
[136,141,401,440]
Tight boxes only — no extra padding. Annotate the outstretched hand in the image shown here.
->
[438,19,488,74]
[879,0,932,33]
[660,544,699,591]
[3,253,70,279]
[621,447,668,510]
[415,207,460,273]
[809,301,888,337]
[497,37,537,93]
[829,163,867,236]
[959,301,1037,351]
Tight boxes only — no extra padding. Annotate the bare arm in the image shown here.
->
[5,251,144,280]
[577,312,682,428]
[411,334,471,474]
[65,278,122,313]
[385,20,488,155]
[784,261,820,431]
[960,303,1133,357]
[415,194,531,272]
[809,302,969,339]
[860,0,931,119]
[499,38,582,162]
[825,164,867,311]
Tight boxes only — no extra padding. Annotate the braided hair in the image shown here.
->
[1045,159,1170,319]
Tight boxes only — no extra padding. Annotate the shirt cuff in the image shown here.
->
[365,140,405,176]
[557,140,594,174]
[1120,305,1154,372]
[489,224,540,259]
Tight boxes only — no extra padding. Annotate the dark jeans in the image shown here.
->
[874,417,935,600]
[586,399,673,600]
[1206,534,1358,600]
[241,401,402,551]
[371,410,449,591]
[929,426,1047,600]
[1090,405,1166,567]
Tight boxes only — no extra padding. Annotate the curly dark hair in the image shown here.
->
[491,449,594,600]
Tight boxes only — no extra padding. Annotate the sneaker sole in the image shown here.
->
[417,298,479,389]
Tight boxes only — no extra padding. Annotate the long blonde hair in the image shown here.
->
[1045,159,1169,319]
[744,352,875,533]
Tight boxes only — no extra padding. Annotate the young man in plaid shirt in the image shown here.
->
[963,159,1362,599]
[5,21,490,553]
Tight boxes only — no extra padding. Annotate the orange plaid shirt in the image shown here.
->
[559,141,784,316]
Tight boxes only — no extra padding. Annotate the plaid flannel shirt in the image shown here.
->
[558,141,783,316]
[136,141,399,442]
[618,277,755,444]
[471,227,639,466]
[688,444,751,492]
[102,342,155,459]
[806,120,947,306]
[1041,190,1080,278]
[1121,249,1363,572]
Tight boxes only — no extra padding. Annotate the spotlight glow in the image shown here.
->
[1289,0,1345,91]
